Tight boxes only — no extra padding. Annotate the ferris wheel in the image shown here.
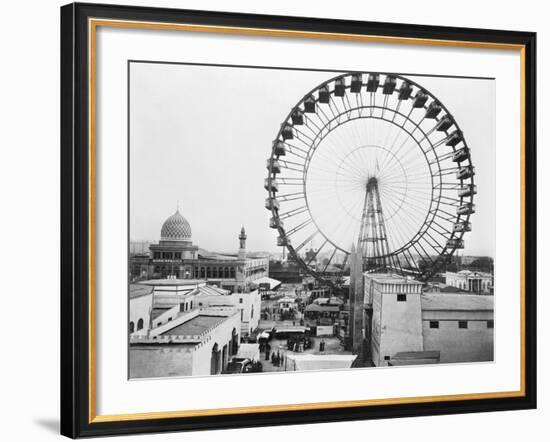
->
[265,72,476,283]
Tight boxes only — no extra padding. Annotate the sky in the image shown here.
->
[129,62,495,257]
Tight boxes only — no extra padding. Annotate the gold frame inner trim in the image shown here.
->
[88,18,527,424]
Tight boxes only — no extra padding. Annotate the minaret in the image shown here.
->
[238,226,247,260]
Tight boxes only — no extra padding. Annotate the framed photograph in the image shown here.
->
[60,2,537,438]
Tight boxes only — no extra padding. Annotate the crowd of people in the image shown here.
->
[263,343,286,368]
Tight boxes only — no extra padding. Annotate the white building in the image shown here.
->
[444,270,493,293]
[130,309,241,378]
[132,278,260,337]
[421,294,494,363]
[366,275,424,366]
[195,288,261,336]
[129,278,261,377]
[356,273,494,367]
[129,284,153,335]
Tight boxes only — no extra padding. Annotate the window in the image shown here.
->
[137,318,144,330]
[487,320,494,328]
[384,356,390,361]
[397,293,407,302]
[239,298,243,304]
[190,301,193,310]
[458,320,468,329]
[129,322,135,334]
[174,252,181,259]
[153,252,160,259]
[251,305,254,318]
[168,317,172,322]
[240,309,244,321]
[429,321,439,329]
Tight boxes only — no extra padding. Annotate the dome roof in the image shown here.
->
[160,210,192,241]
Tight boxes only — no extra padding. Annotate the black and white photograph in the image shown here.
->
[128,62,495,379]
[0,0,542,439]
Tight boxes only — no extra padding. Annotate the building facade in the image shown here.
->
[444,270,493,293]
[361,273,494,367]
[348,243,495,366]
[129,210,269,292]
[129,284,153,336]
[130,309,241,378]
[366,275,424,366]
[129,278,245,378]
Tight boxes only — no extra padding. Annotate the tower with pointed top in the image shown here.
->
[349,241,366,356]
[238,226,247,260]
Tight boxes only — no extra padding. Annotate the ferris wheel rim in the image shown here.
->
[266,71,476,282]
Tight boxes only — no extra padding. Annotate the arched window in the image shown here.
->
[219,267,223,278]
[224,267,229,278]
[194,267,199,278]
[251,304,254,319]
[200,267,205,278]
[129,322,135,334]
[230,267,236,278]
[137,318,144,330]
[206,267,212,278]
[212,267,218,278]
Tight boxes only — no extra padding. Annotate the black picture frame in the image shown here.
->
[61,2,537,438]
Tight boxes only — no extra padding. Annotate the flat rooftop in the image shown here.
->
[162,315,226,337]
[364,273,424,285]
[421,293,493,311]
[129,284,153,299]
[139,279,206,286]
[151,308,169,320]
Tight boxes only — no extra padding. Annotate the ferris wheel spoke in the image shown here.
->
[294,231,321,253]
[283,141,309,155]
[285,219,315,238]
[277,191,306,203]
[431,219,453,236]
[320,247,339,273]
[306,238,329,265]
[278,205,308,220]
[423,230,446,252]
[430,207,457,222]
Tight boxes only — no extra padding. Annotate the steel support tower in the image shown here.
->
[357,177,391,271]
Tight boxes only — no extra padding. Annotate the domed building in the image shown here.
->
[129,208,270,292]
[160,210,193,242]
